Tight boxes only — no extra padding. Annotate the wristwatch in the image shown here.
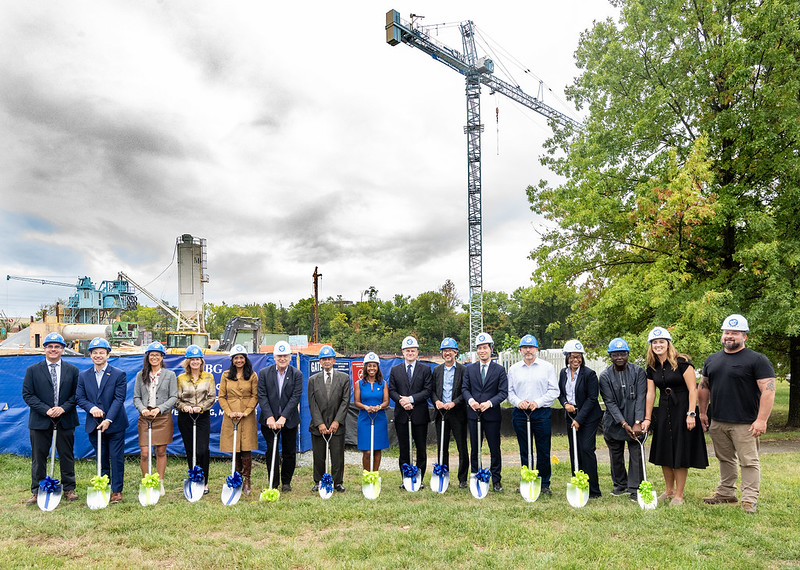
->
[686,411,697,417]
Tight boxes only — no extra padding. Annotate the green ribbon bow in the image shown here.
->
[90,474,110,491]
[569,470,590,492]
[520,466,539,482]
[362,470,380,485]
[141,473,160,489]
[638,481,655,504]
[260,488,280,502]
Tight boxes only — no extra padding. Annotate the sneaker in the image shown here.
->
[741,501,757,514]
[702,493,738,504]
[311,483,319,492]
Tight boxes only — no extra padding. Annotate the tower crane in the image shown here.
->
[385,10,580,352]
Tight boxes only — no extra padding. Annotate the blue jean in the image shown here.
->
[512,407,552,485]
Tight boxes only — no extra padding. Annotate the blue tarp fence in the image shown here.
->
[0,353,428,458]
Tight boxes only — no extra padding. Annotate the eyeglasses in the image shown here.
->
[568,355,582,360]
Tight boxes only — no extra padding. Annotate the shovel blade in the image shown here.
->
[431,473,449,494]
[319,483,334,499]
[139,484,160,506]
[566,483,589,508]
[402,475,421,493]
[519,477,541,503]
[37,486,62,512]
[87,488,109,510]
[469,475,489,500]
[221,485,242,506]
[361,479,381,500]
[637,490,658,510]
[183,479,204,502]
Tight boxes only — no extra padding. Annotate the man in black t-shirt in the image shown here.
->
[698,314,775,514]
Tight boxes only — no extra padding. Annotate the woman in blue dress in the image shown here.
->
[354,352,390,471]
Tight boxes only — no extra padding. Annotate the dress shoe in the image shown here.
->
[459,481,468,489]
[540,486,552,496]
[629,493,637,502]
[741,501,757,514]
[25,494,38,506]
[589,493,602,499]
[611,488,627,497]
[110,492,123,503]
[64,489,79,501]
[399,483,405,489]
[493,483,503,492]
[702,493,737,504]
[335,484,346,493]
[203,488,209,495]
[311,483,320,492]
[281,484,292,492]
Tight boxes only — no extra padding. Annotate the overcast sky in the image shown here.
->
[1,0,619,318]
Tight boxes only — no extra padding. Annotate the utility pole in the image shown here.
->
[312,266,322,343]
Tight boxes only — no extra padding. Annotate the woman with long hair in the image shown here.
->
[354,352,389,471]
[133,342,178,495]
[644,327,708,505]
[218,345,258,494]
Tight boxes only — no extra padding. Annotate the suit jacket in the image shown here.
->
[432,361,467,420]
[22,359,80,430]
[558,366,603,426]
[257,364,303,429]
[307,369,351,436]
[388,361,432,425]
[132,369,178,415]
[76,364,130,433]
[462,360,508,423]
[598,363,647,440]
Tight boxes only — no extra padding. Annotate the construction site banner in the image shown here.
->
[0,353,433,458]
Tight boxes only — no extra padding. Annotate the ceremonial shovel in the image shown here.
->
[431,411,449,494]
[565,418,588,508]
[519,409,541,503]
[138,414,160,506]
[260,428,281,502]
[183,413,204,502]
[469,413,490,499]
[402,420,421,492]
[37,420,62,511]
[319,432,334,499]
[636,432,657,510]
[87,428,110,510]
[221,417,243,505]
[362,413,381,500]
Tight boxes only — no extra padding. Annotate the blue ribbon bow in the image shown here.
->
[401,463,419,484]
[188,465,205,483]
[320,473,334,493]
[39,476,60,493]
[433,463,448,476]
[226,471,243,489]
[476,468,491,483]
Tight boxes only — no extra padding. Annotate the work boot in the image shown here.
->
[25,494,37,506]
[241,452,252,495]
[702,493,738,504]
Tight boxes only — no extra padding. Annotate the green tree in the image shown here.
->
[529,0,800,422]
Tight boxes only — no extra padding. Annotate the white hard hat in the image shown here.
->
[647,327,673,343]
[363,352,380,364]
[229,344,248,358]
[475,332,494,347]
[721,314,749,332]
[562,339,585,354]
[401,336,419,349]
[273,340,292,357]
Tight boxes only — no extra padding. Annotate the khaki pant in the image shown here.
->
[708,420,760,504]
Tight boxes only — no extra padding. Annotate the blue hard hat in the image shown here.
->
[184,344,204,359]
[519,334,538,348]
[607,338,630,353]
[43,332,66,347]
[145,341,166,355]
[318,345,336,359]
[440,337,459,351]
[88,337,111,352]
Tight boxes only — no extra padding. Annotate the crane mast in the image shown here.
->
[386,10,579,353]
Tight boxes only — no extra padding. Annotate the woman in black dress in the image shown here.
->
[643,327,708,506]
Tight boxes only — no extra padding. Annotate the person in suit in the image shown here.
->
[257,340,303,492]
[76,337,129,503]
[308,345,351,492]
[558,339,603,498]
[388,335,433,488]
[132,341,178,496]
[431,337,469,489]
[22,332,81,505]
[462,332,508,491]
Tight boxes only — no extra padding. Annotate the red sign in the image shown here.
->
[351,361,364,391]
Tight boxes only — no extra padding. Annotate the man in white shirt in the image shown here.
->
[507,334,559,494]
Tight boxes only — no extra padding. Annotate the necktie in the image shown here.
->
[407,364,412,382]
[325,372,331,385]
[481,364,487,385]
[49,363,59,404]
[276,373,282,397]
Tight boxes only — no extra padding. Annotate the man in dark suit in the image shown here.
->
[558,339,603,498]
[388,335,433,488]
[462,332,508,491]
[432,337,469,489]
[308,345,351,492]
[76,337,129,503]
[21,332,80,505]
[257,340,303,492]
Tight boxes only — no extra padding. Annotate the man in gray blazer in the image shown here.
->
[308,345,351,492]
[432,337,469,488]
[21,332,80,505]
[258,340,303,492]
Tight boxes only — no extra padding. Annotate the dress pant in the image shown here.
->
[709,420,760,503]
[396,420,428,480]
[468,418,502,484]
[566,417,602,496]
[311,432,345,485]
[177,411,211,485]
[434,411,469,484]
[261,425,297,486]
[512,407,552,486]
[605,436,643,493]
[30,426,76,493]
[89,429,126,493]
